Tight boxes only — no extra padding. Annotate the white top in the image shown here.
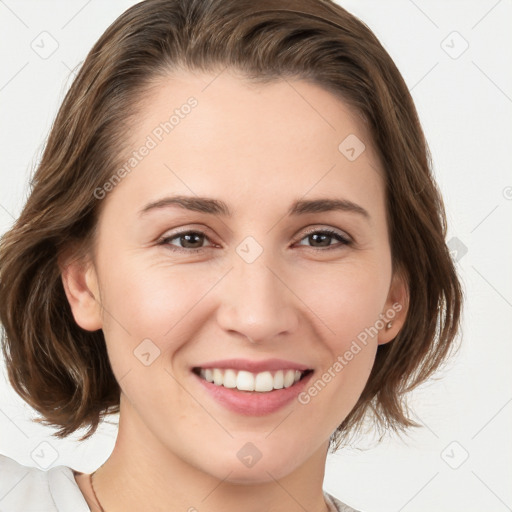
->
[0,454,360,511]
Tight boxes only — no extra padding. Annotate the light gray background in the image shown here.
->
[1,1,511,511]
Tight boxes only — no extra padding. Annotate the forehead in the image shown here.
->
[101,69,384,220]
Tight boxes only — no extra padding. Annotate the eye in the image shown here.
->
[295,228,351,251]
[158,230,214,253]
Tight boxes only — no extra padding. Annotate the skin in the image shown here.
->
[62,69,408,512]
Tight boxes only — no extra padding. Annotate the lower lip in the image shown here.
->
[193,371,314,416]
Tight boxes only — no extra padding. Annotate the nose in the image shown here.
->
[216,254,300,344]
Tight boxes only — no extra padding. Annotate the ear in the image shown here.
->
[378,269,409,345]
[58,249,103,331]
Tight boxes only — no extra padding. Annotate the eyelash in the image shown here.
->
[157,227,352,254]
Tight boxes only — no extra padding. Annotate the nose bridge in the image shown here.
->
[216,242,299,342]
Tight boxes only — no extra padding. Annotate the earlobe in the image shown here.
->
[59,252,103,331]
[378,270,409,345]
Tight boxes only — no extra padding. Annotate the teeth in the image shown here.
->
[237,370,255,391]
[213,368,223,386]
[198,368,306,392]
[284,370,295,388]
[223,369,237,388]
[274,370,284,389]
[255,371,274,392]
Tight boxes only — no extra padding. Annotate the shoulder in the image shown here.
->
[324,490,363,512]
[0,453,90,511]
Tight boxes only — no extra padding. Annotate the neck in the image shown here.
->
[91,395,331,512]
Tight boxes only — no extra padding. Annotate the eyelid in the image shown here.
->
[157,224,216,242]
[294,225,352,245]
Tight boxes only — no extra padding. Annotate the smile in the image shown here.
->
[193,367,313,393]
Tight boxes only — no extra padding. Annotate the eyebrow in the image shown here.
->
[138,195,370,219]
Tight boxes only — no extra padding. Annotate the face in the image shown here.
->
[63,69,407,484]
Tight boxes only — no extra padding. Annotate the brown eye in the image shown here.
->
[296,229,351,250]
[159,230,213,252]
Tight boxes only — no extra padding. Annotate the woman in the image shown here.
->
[0,0,462,510]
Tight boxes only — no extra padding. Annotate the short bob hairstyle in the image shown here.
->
[0,0,462,450]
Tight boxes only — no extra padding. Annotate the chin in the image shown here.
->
[197,445,306,484]
[217,463,297,485]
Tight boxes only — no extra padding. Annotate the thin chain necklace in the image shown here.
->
[89,471,106,512]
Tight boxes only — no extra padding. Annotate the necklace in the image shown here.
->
[89,471,106,512]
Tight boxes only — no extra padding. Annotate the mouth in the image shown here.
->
[192,367,314,393]
[191,358,315,415]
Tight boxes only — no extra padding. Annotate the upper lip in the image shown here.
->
[193,358,312,373]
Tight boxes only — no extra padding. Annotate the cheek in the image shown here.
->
[99,254,204,332]
[96,255,222,375]
[292,260,388,407]
[297,259,390,347]
[95,261,208,408]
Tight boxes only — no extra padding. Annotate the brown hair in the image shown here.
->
[0,0,462,449]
